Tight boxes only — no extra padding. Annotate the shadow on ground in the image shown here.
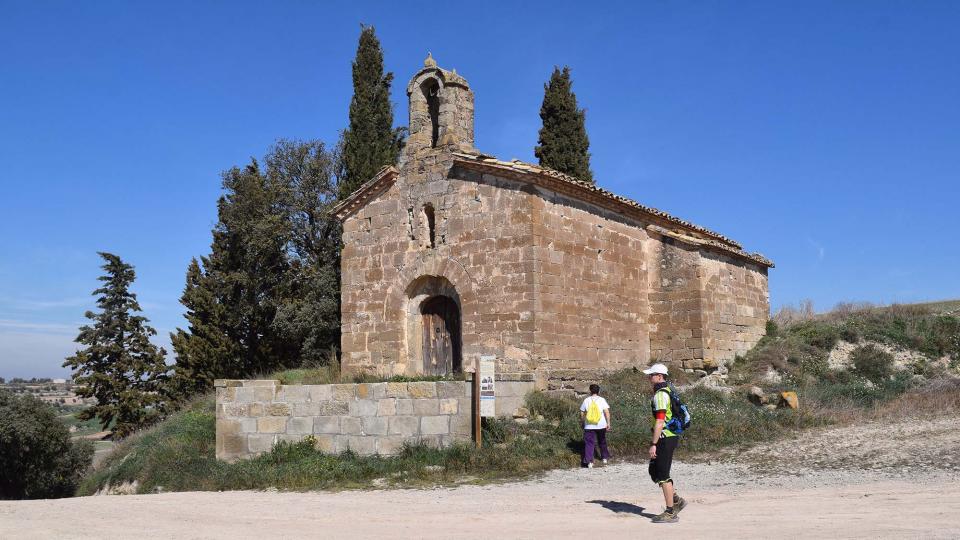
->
[586,499,657,519]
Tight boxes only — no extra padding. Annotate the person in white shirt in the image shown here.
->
[579,384,611,468]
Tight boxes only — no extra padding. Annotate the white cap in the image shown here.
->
[642,363,669,375]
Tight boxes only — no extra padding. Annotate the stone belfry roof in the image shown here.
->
[331,57,773,269]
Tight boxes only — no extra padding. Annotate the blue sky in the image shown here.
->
[1,1,958,378]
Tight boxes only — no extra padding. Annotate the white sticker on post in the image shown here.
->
[479,355,496,418]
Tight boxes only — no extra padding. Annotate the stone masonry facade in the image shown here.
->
[332,56,773,390]
[215,378,534,461]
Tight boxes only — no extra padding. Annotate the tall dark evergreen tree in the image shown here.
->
[534,66,594,183]
[339,25,404,199]
[170,140,343,399]
[63,253,168,438]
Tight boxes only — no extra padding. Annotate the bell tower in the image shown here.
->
[405,53,474,156]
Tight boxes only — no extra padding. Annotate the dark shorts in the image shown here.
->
[648,435,679,485]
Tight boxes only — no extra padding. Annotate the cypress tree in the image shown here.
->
[339,25,404,199]
[63,253,168,438]
[534,66,594,183]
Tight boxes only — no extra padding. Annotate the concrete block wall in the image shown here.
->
[215,377,534,462]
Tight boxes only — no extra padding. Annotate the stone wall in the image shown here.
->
[214,377,534,462]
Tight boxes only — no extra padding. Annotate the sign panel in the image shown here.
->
[479,355,496,418]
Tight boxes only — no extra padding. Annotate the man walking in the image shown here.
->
[643,363,687,523]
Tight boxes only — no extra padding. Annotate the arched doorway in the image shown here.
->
[420,295,461,375]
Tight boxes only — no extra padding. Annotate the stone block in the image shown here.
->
[319,401,349,415]
[376,436,407,455]
[217,419,242,437]
[216,434,245,458]
[345,436,377,456]
[356,383,386,400]
[349,399,379,417]
[234,387,256,403]
[436,381,466,399]
[293,402,322,416]
[279,385,309,403]
[385,382,409,398]
[377,398,397,416]
[223,404,248,418]
[420,416,449,435]
[341,416,363,435]
[216,386,236,403]
[389,416,419,436]
[257,416,286,434]
[395,399,414,415]
[362,416,388,436]
[331,384,357,401]
[413,399,439,415]
[312,434,341,454]
[238,417,258,433]
[247,403,264,417]
[313,416,340,435]
[253,386,276,402]
[308,385,332,401]
[287,417,313,435]
[266,403,292,416]
[418,435,444,448]
[439,398,458,415]
[408,382,437,398]
[449,413,472,437]
[247,434,277,454]
[243,380,279,387]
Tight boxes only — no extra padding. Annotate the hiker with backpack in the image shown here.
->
[579,383,611,468]
[644,363,690,524]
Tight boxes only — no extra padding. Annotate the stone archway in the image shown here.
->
[402,275,462,376]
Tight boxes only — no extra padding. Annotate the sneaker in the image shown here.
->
[673,495,687,514]
[587,462,594,468]
[602,459,609,464]
[652,510,678,524]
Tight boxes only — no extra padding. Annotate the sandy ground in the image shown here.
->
[3,417,960,539]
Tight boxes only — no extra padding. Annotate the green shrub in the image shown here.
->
[0,390,93,499]
[789,321,841,351]
[851,344,895,383]
[765,320,779,337]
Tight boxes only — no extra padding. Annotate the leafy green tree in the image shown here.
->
[268,139,342,366]
[534,66,594,183]
[0,390,93,499]
[63,253,168,438]
[339,25,404,199]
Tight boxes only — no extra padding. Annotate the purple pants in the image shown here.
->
[583,428,610,464]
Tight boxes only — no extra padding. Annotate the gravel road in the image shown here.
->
[3,417,959,539]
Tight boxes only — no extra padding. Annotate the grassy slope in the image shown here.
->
[79,303,959,495]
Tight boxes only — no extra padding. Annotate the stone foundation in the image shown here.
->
[214,377,534,462]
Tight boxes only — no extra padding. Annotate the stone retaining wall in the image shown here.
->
[215,378,534,462]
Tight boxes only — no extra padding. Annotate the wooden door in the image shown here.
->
[421,296,460,375]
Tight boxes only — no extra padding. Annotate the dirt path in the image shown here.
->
[3,417,960,539]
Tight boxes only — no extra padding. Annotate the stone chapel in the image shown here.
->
[332,56,773,389]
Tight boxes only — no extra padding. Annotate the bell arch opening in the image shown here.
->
[420,79,441,147]
[403,275,462,376]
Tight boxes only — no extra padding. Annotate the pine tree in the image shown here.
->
[63,253,168,438]
[168,257,241,399]
[534,66,594,183]
[339,25,404,199]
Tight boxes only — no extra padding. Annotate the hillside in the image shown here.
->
[79,301,960,495]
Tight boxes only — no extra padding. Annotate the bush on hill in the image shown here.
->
[0,390,93,499]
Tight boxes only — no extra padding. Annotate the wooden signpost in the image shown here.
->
[472,355,496,448]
